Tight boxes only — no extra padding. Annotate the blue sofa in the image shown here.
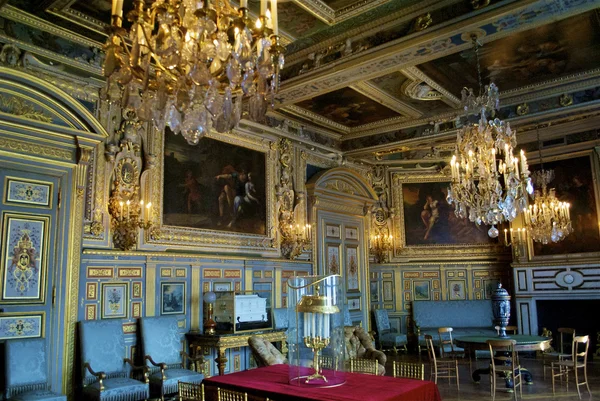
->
[412,300,497,353]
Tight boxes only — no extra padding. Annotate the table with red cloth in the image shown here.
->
[202,364,441,401]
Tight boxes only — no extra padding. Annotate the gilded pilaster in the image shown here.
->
[191,265,201,332]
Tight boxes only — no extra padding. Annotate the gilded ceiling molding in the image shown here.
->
[269,113,343,141]
[351,81,422,118]
[345,111,457,140]
[279,0,598,105]
[293,0,335,24]
[286,0,452,64]
[400,66,461,106]
[0,5,102,48]
[501,68,600,102]
[283,105,351,133]
[0,33,102,76]
[294,0,390,25]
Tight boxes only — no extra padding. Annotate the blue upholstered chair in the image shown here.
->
[79,320,149,401]
[373,309,407,353]
[272,308,288,330]
[3,338,66,401]
[139,316,204,401]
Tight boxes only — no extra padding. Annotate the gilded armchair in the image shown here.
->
[344,326,387,376]
[78,319,149,401]
[373,309,407,353]
[139,316,204,400]
[3,338,67,401]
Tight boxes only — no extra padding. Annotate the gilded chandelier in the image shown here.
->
[446,36,533,238]
[104,0,284,145]
[523,166,572,244]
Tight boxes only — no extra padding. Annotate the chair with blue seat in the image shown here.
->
[373,309,407,353]
[139,316,204,401]
[3,338,67,401]
[272,308,288,330]
[79,319,149,401]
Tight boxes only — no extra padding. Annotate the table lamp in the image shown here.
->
[203,291,217,335]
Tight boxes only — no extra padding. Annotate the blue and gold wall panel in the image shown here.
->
[79,253,312,375]
[370,261,510,335]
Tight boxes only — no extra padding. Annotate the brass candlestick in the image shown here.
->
[303,336,331,383]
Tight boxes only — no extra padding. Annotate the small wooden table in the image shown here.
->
[186,329,287,376]
[455,335,552,385]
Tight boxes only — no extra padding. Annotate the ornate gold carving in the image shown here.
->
[107,114,154,251]
[0,137,72,160]
[0,94,52,122]
[559,93,574,107]
[277,138,311,259]
[516,103,530,116]
[324,180,357,195]
[471,0,491,10]
[412,13,432,32]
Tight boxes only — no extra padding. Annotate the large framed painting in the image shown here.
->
[1,213,50,303]
[151,130,277,255]
[529,154,600,259]
[391,172,503,259]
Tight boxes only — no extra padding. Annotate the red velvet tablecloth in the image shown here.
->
[203,364,441,401]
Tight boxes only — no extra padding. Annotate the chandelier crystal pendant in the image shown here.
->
[103,0,284,145]
[446,36,533,238]
[522,127,573,244]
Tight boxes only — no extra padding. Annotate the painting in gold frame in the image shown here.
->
[528,153,600,259]
[149,129,277,255]
[391,171,504,259]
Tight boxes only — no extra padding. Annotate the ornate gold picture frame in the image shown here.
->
[148,129,277,255]
[391,171,504,259]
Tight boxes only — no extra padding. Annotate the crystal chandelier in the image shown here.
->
[522,127,573,244]
[103,0,284,145]
[446,36,533,238]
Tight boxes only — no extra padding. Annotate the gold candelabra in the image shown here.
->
[369,233,392,263]
[110,199,154,251]
[303,336,330,383]
[503,227,526,258]
[295,283,339,384]
[280,223,312,260]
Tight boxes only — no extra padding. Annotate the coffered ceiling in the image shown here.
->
[2,0,600,163]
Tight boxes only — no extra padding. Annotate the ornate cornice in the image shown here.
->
[0,5,103,49]
[0,135,73,161]
[352,81,422,118]
[279,0,598,106]
[401,66,461,106]
[283,105,351,133]
[286,0,454,64]
[0,34,102,76]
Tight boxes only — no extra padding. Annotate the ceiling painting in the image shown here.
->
[370,71,455,117]
[418,10,600,96]
[295,87,402,128]
[277,2,328,38]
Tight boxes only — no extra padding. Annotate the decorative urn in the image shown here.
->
[491,283,511,338]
